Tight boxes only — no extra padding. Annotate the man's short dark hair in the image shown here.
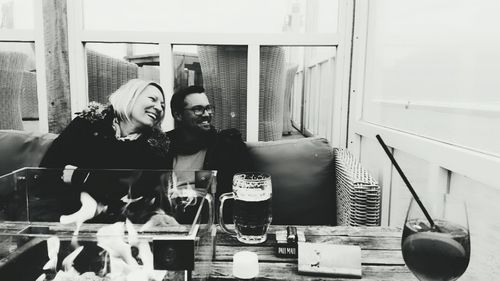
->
[170,85,206,117]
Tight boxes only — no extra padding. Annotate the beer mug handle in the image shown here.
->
[219,192,236,236]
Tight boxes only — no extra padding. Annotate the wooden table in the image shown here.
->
[2,223,487,280]
[205,225,416,280]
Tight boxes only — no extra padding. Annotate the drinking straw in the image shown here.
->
[375,135,437,229]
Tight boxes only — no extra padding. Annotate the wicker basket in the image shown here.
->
[21,71,38,120]
[282,64,298,135]
[0,52,28,130]
[198,46,286,141]
[86,49,139,104]
[334,148,381,226]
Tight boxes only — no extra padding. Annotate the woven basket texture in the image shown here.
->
[334,148,382,226]
[282,64,298,134]
[0,52,28,130]
[20,71,38,120]
[87,49,139,104]
[198,46,287,141]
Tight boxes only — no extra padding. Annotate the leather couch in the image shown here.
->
[0,130,336,225]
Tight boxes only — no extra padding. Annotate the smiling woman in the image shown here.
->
[37,79,171,222]
[40,79,168,170]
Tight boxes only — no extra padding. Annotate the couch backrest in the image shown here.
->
[247,137,336,225]
[0,130,57,176]
[0,130,336,225]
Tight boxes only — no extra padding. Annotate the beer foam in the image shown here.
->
[235,188,271,201]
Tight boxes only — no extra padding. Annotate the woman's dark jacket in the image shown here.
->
[36,103,249,223]
[37,104,170,222]
[40,104,169,170]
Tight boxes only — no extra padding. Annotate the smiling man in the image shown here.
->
[165,86,250,207]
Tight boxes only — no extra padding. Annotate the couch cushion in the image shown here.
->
[247,137,335,225]
[0,130,57,176]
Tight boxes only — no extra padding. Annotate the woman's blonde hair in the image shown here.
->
[109,79,165,128]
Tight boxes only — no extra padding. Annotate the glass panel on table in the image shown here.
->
[85,43,160,105]
[0,0,34,29]
[0,168,216,280]
[83,0,338,33]
[180,45,248,140]
[270,46,336,142]
[0,42,39,132]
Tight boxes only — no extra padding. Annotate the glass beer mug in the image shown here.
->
[219,173,272,244]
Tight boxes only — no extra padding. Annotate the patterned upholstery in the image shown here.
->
[20,71,38,120]
[0,52,28,130]
[334,148,382,226]
[198,46,286,141]
[282,64,298,135]
[87,49,139,104]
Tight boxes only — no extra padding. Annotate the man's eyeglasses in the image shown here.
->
[184,105,215,116]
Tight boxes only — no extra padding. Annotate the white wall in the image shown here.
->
[361,0,500,156]
[350,0,500,279]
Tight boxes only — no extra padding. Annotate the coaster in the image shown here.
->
[298,242,362,278]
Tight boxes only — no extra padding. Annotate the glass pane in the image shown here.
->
[0,42,38,132]
[172,45,203,90]
[0,0,34,29]
[83,0,338,33]
[272,46,336,142]
[85,43,159,104]
[173,45,248,140]
[0,168,216,279]
[361,0,500,156]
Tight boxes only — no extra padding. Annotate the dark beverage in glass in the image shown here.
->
[219,173,272,244]
[402,194,470,281]
[402,219,470,281]
[233,197,272,237]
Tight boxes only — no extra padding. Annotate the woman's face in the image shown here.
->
[130,85,165,129]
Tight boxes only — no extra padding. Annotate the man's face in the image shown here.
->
[176,92,212,132]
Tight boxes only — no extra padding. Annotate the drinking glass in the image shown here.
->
[219,173,272,244]
[402,194,471,281]
[165,171,214,225]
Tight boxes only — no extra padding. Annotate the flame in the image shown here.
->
[43,223,166,280]
[127,219,155,272]
[96,222,137,266]
[60,192,98,245]
[167,172,199,213]
[62,246,84,271]
[42,236,60,271]
[95,221,163,280]
[46,191,168,280]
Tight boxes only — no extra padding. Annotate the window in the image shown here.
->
[83,0,338,33]
[85,43,160,104]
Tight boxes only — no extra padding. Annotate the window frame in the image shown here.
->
[67,0,352,143]
[0,0,48,132]
[349,0,500,224]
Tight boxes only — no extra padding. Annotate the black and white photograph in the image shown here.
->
[0,0,497,280]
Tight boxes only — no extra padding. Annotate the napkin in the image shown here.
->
[298,242,362,278]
